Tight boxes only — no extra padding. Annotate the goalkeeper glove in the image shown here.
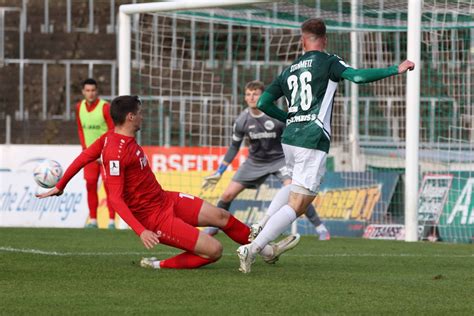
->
[202,164,228,191]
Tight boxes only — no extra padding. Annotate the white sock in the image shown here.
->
[152,260,161,269]
[257,215,271,228]
[254,244,274,257]
[316,224,327,233]
[251,205,297,254]
[89,219,97,225]
[258,185,292,227]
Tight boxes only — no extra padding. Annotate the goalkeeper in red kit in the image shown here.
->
[37,96,299,269]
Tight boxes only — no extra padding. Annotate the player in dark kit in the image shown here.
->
[37,95,299,269]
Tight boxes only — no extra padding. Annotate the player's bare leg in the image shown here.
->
[193,232,224,260]
[220,181,246,204]
[198,201,251,245]
[203,181,246,236]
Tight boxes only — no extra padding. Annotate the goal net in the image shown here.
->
[124,0,473,242]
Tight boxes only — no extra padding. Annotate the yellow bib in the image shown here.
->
[79,99,108,147]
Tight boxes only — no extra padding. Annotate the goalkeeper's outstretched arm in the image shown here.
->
[202,137,243,191]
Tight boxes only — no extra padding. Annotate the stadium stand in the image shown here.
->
[0,0,126,144]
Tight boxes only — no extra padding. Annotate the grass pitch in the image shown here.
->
[0,228,472,315]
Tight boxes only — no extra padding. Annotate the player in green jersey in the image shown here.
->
[237,18,415,273]
[202,80,330,240]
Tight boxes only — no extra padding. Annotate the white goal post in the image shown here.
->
[405,0,422,241]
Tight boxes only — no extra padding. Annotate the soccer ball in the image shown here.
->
[33,159,63,188]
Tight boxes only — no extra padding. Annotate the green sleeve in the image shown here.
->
[329,56,349,82]
[341,66,399,84]
[257,92,287,123]
[265,76,284,98]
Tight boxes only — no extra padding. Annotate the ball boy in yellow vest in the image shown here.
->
[75,78,115,229]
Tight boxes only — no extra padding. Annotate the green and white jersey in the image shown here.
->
[265,50,348,152]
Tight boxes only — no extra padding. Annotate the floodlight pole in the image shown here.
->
[405,0,421,242]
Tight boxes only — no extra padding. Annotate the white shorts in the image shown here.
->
[282,143,327,195]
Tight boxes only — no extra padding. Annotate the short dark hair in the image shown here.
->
[301,18,326,39]
[82,78,97,88]
[111,95,141,125]
[245,80,265,92]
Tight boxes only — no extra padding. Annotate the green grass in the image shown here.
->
[0,228,473,315]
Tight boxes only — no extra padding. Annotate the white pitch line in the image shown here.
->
[0,246,172,257]
[0,246,472,258]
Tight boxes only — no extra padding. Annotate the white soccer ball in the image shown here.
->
[33,159,63,188]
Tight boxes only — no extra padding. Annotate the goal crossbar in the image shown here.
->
[118,1,271,96]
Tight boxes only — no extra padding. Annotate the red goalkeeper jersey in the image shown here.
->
[56,130,170,235]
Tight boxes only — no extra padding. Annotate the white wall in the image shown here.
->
[0,145,89,228]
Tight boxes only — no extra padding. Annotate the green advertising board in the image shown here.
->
[438,172,474,243]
